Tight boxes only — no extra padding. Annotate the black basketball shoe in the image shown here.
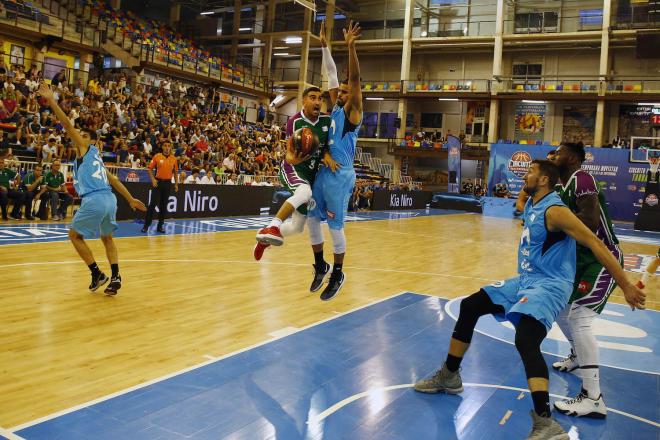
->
[89,272,109,291]
[310,262,330,293]
[104,276,122,296]
[320,271,345,301]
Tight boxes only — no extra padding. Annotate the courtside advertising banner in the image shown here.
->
[371,190,434,210]
[488,144,651,221]
[114,182,275,220]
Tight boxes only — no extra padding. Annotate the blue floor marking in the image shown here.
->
[14,293,659,439]
[0,209,466,246]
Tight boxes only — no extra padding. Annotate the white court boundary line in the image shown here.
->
[0,259,498,283]
[0,426,25,440]
[442,296,660,375]
[9,291,418,432]
[306,383,660,428]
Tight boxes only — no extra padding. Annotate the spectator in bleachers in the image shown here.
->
[51,69,67,88]
[462,179,474,195]
[21,163,45,220]
[222,153,236,173]
[43,160,73,220]
[0,129,9,150]
[200,171,216,185]
[41,136,58,162]
[494,182,510,198]
[0,156,25,220]
[16,77,29,97]
[184,168,201,184]
[1,89,19,122]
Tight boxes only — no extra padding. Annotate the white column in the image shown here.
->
[488,0,505,143]
[396,0,414,140]
[595,0,612,147]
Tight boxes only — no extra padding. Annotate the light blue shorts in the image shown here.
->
[482,276,573,332]
[71,191,118,239]
[308,167,355,230]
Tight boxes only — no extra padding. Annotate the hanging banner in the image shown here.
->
[562,105,596,146]
[446,135,462,193]
[487,144,651,222]
[514,103,546,143]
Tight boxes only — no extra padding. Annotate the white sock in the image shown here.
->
[641,272,650,286]
[581,368,601,399]
[268,217,283,228]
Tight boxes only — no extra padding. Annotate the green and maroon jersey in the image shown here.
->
[557,169,622,312]
[283,109,331,184]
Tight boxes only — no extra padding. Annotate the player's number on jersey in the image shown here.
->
[92,160,108,183]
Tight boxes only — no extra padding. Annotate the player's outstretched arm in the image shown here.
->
[343,20,362,126]
[546,205,645,310]
[107,171,147,212]
[320,20,339,107]
[38,83,88,157]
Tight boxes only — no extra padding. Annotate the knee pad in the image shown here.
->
[286,184,312,210]
[329,228,346,254]
[515,318,549,379]
[307,215,324,245]
[514,317,546,355]
[280,210,306,237]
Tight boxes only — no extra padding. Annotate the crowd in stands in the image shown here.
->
[0,53,292,219]
[0,56,401,220]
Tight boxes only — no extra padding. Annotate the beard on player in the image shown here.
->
[522,171,538,196]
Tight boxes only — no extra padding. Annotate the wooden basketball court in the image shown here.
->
[0,211,658,436]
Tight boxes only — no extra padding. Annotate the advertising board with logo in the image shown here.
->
[371,191,434,211]
[114,183,275,220]
[487,144,651,221]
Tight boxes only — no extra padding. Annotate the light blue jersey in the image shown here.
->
[518,191,576,284]
[70,145,117,238]
[328,105,361,169]
[309,105,362,230]
[73,145,112,197]
[482,191,576,331]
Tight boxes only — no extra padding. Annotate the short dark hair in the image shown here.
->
[80,127,97,140]
[302,86,321,98]
[562,142,586,162]
[531,159,560,188]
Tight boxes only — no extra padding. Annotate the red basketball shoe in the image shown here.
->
[253,241,270,261]
[256,226,284,246]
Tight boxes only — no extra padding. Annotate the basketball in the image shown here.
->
[292,127,319,157]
